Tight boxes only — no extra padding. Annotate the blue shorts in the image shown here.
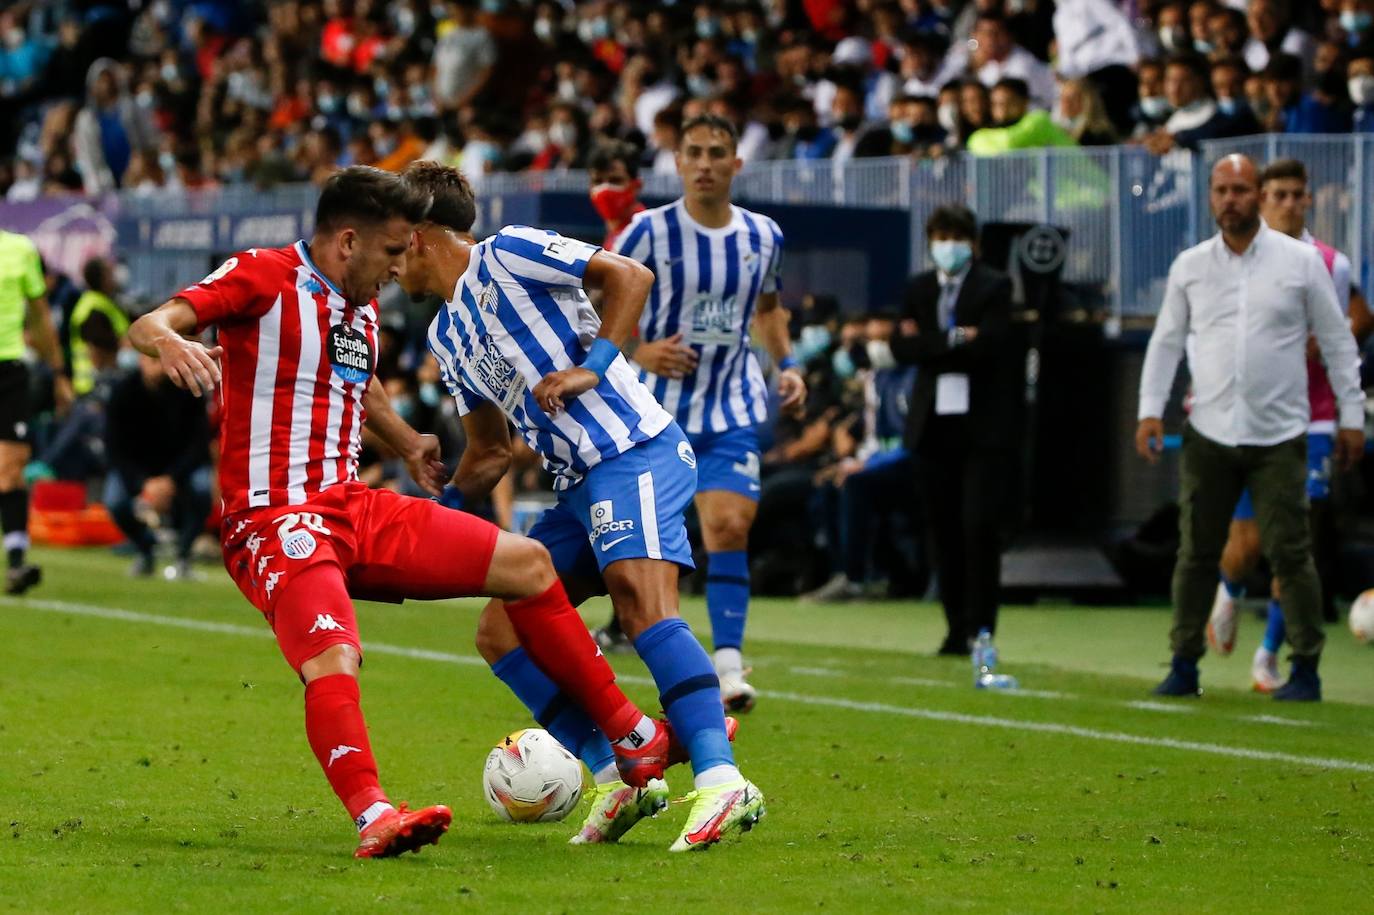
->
[528,423,698,582]
[688,426,761,501]
[1232,432,1335,520]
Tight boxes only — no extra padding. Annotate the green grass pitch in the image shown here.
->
[2,546,1372,912]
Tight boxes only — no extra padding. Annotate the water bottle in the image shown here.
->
[972,629,994,685]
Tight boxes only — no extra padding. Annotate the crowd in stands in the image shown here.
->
[1,0,1373,200]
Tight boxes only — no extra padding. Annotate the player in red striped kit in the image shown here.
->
[127,167,672,858]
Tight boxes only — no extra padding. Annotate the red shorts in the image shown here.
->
[221,482,500,671]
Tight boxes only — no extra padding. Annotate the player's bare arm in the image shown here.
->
[534,250,654,415]
[128,299,223,397]
[451,402,513,502]
[361,380,445,496]
[753,291,806,416]
[25,292,72,413]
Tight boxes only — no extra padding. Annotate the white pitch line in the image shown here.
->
[1125,700,1199,714]
[789,666,843,677]
[9,596,1371,774]
[890,676,957,688]
[1242,714,1316,728]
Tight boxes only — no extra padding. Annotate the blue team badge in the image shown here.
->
[327,324,373,384]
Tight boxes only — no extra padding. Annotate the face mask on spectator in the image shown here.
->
[481,0,503,12]
[1216,96,1240,116]
[1342,11,1374,33]
[1351,75,1374,106]
[158,150,176,171]
[117,348,141,372]
[419,382,441,408]
[393,394,417,423]
[741,28,759,44]
[1139,95,1172,120]
[534,18,555,42]
[930,239,973,274]
[891,119,915,144]
[696,17,721,39]
[409,84,430,105]
[136,89,155,109]
[1158,26,1187,52]
[318,92,340,114]
[395,7,416,35]
[375,135,398,156]
[4,28,25,50]
[1193,38,1214,54]
[937,101,960,133]
[687,73,714,97]
[795,325,832,364]
[549,122,578,148]
[557,78,578,101]
[431,4,447,20]
[590,180,643,223]
[161,63,179,83]
[347,94,370,119]
[832,347,856,379]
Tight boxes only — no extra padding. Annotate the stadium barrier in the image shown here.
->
[3,135,1370,329]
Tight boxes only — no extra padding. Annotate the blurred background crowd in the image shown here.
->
[2,0,1374,199]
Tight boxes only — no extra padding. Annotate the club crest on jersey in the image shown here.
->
[677,441,697,469]
[282,529,317,560]
[304,276,326,296]
[478,283,498,314]
[327,324,373,384]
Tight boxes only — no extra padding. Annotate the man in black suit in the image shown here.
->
[886,205,1022,655]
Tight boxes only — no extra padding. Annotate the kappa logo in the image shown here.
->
[256,553,274,575]
[327,744,361,767]
[231,519,251,539]
[308,613,345,634]
[264,571,283,596]
[304,276,325,296]
[245,532,265,558]
[588,500,634,543]
[677,441,697,469]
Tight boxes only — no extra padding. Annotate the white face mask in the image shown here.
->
[549,122,578,148]
[937,101,960,133]
[1351,75,1374,107]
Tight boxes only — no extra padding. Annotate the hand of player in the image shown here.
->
[955,326,979,344]
[141,475,176,514]
[1135,417,1165,464]
[633,334,698,379]
[52,373,74,416]
[156,334,223,398]
[778,366,807,417]
[402,432,446,497]
[534,367,599,416]
[1336,427,1365,472]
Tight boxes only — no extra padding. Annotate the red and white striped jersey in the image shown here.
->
[177,242,379,515]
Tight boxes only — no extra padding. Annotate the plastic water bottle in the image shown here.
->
[972,628,1019,690]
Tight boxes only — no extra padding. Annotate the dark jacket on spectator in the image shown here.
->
[105,369,210,489]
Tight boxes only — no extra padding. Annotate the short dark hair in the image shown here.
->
[1260,157,1308,187]
[992,77,1029,101]
[925,204,978,241]
[588,140,641,179]
[1165,53,1210,87]
[679,113,739,150]
[1264,52,1303,83]
[315,165,433,235]
[401,160,477,233]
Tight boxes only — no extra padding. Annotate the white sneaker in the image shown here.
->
[1206,582,1238,656]
[800,573,863,603]
[719,670,757,714]
[1251,646,1282,693]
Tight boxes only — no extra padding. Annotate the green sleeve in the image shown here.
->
[21,243,43,300]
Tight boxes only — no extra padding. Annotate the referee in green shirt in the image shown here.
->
[0,229,70,595]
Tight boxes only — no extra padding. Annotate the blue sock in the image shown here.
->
[1220,572,1246,599]
[705,550,750,651]
[634,618,734,775]
[490,647,615,775]
[1262,599,1286,654]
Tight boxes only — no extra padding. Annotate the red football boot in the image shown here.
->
[665,716,739,768]
[353,803,452,859]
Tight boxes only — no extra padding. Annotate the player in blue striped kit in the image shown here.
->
[598,114,806,712]
[398,161,763,852]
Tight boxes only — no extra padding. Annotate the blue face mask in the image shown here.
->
[419,381,441,408]
[891,120,915,144]
[1341,10,1373,33]
[1217,97,1238,116]
[795,324,832,364]
[930,239,973,274]
[832,347,856,380]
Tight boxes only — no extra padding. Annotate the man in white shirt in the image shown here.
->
[936,12,1058,110]
[1135,154,1364,703]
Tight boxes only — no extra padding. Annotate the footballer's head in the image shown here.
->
[397,160,477,300]
[675,113,741,206]
[313,165,432,305]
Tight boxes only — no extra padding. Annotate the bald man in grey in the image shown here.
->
[1135,154,1364,702]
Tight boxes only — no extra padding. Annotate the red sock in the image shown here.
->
[303,674,388,822]
[504,580,642,741]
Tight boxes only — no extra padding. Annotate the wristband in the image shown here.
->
[437,484,466,511]
[778,355,800,373]
[581,337,620,380]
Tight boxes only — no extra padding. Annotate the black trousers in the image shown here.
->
[916,423,1015,643]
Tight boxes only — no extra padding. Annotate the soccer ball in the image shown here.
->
[1350,590,1374,644]
[482,728,584,823]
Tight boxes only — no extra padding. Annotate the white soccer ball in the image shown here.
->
[1350,590,1374,644]
[483,728,584,823]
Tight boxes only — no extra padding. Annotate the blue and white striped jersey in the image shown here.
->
[425,225,672,490]
[613,199,784,435]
